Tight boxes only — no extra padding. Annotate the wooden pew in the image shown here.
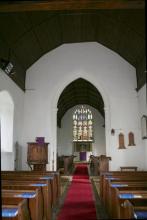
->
[100,171,147,200]
[111,188,147,219]
[107,183,147,217]
[2,188,42,220]
[2,198,30,220]
[99,171,147,219]
[104,177,147,206]
[1,171,60,206]
[2,171,60,197]
[63,155,74,175]
[90,156,99,175]
[57,155,74,175]
[2,183,44,219]
[103,176,147,208]
[2,178,52,220]
[2,173,54,206]
[122,200,147,219]
[90,155,111,175]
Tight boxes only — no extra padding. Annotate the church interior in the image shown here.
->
[0,1,147,219]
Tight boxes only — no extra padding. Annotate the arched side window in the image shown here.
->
[128,132,136,146]
[118,133,126,149]
[73,105,94,142]
[0,91,14,152]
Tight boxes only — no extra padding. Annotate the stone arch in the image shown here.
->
[50,72,111,170]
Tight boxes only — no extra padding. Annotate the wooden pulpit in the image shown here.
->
[27,142,49,171]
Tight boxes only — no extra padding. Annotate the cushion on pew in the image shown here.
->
[111,184,128,187]
[134,211,147,219]
[30,183,47,186]
[106,177,120,180]
[40,176,53,180]
[2,208,18,217]
[119,193,142,199]
[15,192,36,198]
[119,193,134,199]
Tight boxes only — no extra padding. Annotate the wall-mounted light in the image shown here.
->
[111,129,115,135]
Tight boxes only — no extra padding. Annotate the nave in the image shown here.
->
[2,162,147,220]
[1,163,108,220]
[0,1,146,219]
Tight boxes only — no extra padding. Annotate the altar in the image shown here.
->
[80,151,86,161]
[73,142,92,162]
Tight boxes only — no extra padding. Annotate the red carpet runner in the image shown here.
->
[57,164,97,220]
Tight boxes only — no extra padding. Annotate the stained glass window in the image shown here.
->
[73,106,94,142]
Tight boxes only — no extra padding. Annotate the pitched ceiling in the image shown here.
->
[57,78,104,127]
[0,1,146,126]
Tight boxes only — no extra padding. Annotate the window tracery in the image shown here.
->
[73,106,94,142]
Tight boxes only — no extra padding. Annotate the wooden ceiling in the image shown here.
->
[57,78,104,127]
[0,1,145,126]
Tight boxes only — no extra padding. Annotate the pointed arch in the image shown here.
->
[57,77,104,127]
[50,72,111,170]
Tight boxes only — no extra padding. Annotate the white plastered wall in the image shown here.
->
[57,105,106,160]
[23,42,145,171]
[0,69,24,170]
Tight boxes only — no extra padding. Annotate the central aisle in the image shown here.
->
[57,164,97,220]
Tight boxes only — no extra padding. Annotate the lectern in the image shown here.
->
[27,142,49,171]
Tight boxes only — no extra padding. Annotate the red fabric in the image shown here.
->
[57,164,97,220]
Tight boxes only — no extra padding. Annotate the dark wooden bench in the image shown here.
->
[90,156,99,175]
[99,171,147,218]
[63,155,74,175]
[2,183,44,219]
[103,176,147,207]
[122,199,147,219]
[90,155,111,175]
[2,188,42,220]
[57,155,74,175]
[2,198,30,220]
[100,171,147,201]
[2,171,61,198]
[1,171,60,207]
[2,178,52,220]
[107,182,147,217]
[111,189,147,219]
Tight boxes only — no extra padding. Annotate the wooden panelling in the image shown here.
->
[0,1,144,13]
[0,3,145,92]
[57,78,104,126]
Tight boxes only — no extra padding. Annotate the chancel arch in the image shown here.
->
[56,77,107,163]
